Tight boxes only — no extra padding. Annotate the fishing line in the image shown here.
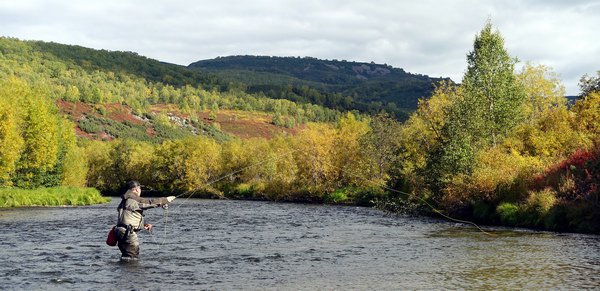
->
[153,145,495,250]
[148,203,169,247]
[173,148,301,210]
[321,159,496,236]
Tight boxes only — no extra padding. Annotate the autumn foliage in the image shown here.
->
[0,29,599,233]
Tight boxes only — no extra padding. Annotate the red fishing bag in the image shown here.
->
[106,226,117,246]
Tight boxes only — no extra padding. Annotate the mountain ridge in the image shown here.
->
[189,55,452,120]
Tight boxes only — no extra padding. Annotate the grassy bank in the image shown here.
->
[0,187,110,207]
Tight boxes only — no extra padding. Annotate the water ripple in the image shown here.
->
[0,198,598,290]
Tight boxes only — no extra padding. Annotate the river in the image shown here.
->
[0,198,598,290]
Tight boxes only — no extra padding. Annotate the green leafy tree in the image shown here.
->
[434,21,526,182]
[459,20,526,147]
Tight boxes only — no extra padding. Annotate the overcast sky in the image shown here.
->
[1,0,598,95]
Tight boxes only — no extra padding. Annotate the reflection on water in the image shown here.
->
[0,198,598,290]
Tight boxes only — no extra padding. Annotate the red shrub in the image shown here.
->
[535,146,600,203]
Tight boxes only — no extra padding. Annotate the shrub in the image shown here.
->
[525,188,557,215]
[520,188,557,226]
[347,185,386,206]
[324,189,348,204]
[496,203,519,226]
[0,186,109,207]
[442,148,544,213]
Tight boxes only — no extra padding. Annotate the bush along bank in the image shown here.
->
[0,187,110,207]
[445,146,600,234]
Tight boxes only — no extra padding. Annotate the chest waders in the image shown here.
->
[116,198,142,258]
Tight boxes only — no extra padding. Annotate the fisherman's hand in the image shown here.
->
[144,223,153,231]
[167,196,176,203]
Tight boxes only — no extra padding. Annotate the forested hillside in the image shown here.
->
[189,56,449,120]
[0,37,343,137]
[29,41,225,90]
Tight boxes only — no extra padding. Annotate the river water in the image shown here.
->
[0,198,598,290]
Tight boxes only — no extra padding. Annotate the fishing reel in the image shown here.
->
[162,204,169,210]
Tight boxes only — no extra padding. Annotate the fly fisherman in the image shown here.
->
[115,180,176,260]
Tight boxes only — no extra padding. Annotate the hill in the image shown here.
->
[0,37,341,143]
[56,100,301,141]
[29,40,222,90]
[189,55,451,120]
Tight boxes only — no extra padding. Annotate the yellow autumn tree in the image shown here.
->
[82,140,114,190]
[572,91,600,140]
[508,64,588,158]
[96,139,156,192]
[220,138,251,184]
[293,123,337,197]
[152,137,221,194]
[398,81,458,193]
[152,139,189,192]
[13,83,60,188]
[517,62,567,123]
[58,118,87,187]
[333,112,370,187]
[264,135,298,199]
[182,137,222,192]
[0,96,23,186]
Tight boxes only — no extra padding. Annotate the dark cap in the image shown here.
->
[126,180,141,190]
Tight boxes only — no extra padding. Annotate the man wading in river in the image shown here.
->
[115,181,175,260]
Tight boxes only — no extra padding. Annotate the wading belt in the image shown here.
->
[116,224,133,242]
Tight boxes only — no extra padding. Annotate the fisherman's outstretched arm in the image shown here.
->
[129,196,169,209]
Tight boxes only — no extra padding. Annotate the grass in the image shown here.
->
[0,186,110,207]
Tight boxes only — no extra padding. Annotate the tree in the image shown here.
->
[64,85,81,102]
[334,112,370,187]
[417,21,527,201]
[361,113,402,182]
[572,91,600,138]
[264,136,298,198]
[517,62,566,123]
[181,137,222,192]
[508,64,586,158]
[294,123,337,196]
[82,140,114,190]
[579,71,600,97]
[0,93,23,186]
[14,89,60,188]
[104,139,155,192]
[440,20,525,175]
[461,20,525,146]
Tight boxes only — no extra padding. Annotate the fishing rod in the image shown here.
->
[154,147,494,245]
[172,148,302,210]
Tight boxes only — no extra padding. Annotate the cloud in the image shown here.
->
[1,0,597,95]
